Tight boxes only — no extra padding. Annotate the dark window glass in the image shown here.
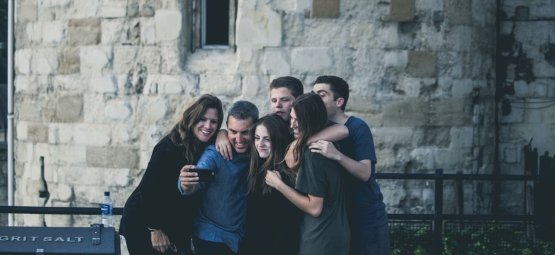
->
[204,1,229,46]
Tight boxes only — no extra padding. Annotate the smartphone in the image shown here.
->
[191,168,216,182]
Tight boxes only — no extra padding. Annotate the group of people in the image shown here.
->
[118,75,389,255]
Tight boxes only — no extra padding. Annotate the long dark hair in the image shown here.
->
[248,114,293,194]
[169,94,223,162]
[290,93,328,172]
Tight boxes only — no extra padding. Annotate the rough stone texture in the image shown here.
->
[312,0,340,18]
[407,51,437,77]
[155,10,182,42]
[7,0,547,228]
[54,95,84,123]
[58,47,81,74]
[86,146,139,169]
[386,0,416,22]
[67,19,101,46]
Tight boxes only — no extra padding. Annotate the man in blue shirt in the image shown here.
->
[179,100,259,255]
[309,76,390,255]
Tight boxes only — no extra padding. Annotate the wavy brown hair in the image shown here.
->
[289,93,328,172]
[248,114,293,195]
[169,94,224,162]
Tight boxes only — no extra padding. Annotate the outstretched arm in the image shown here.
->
[309,140,372,181]
[265,170,323,217]
[215,129,233,160]
[307,124,348,144]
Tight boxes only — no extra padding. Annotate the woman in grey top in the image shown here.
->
[265,93,350,255]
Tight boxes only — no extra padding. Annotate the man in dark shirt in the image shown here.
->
[309,75,390,255]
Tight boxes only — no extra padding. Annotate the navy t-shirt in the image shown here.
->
[336,116,388,228]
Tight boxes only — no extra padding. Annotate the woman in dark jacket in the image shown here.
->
[241,114,301,255]
[119,94,223,255]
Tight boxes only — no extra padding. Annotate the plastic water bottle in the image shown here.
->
[100,191,113,227]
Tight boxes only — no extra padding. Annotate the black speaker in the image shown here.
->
[0,224,120,255]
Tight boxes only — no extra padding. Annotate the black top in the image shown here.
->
[241,169,302,255]
[119,136,201,253]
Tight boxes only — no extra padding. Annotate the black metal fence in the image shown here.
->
[379,170,555,254]
[2,169,555,254]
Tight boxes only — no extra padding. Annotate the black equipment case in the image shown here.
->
[0,224,120,255]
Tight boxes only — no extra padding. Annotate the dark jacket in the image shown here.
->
[120,136,200,255]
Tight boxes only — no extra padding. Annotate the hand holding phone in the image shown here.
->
[190,168,216,182]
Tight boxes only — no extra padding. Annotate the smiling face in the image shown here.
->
[290,108,299,139]
[270,87,296,121]
[254,124,271,159]
[227,116,254,154]
[193,108,219,142]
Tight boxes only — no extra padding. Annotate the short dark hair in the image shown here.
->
[313,75,350,110]
[227,100,259,123]
[269,76,304,98]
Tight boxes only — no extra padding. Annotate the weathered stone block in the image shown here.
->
[32,48,59,75]
[28,123,49,143]
[449,127,473,148]
[42,21,65,45]
[89,74,117,94]
[80,46,111,74]
[17,0,38,22]
[67,19,101,46]
[136,99,169,124]
[73,124,111,146]
[430,98,471,126]
[262,48,291,76]
[155,10,182,42]
[312,0,340,18]
[445,0,471,25]
[113,46,139,74]
[141,20,157,45]
[55,95,84,123]
[386,0,415,22]
[101,20,125,44]
[199,74,242,97]
[52,74,86,93]
[407,51,437,77]
[57,145,87,166]
[236,7,282,47]
[382,99,428,127]
[15,49,32,75]
[86,146,139,169]
[99,0,127,18]
[59,47,81,74]
[104,101,133,121]
[138,47,161,74]
[291,47,333,73]
[17,97,42,122]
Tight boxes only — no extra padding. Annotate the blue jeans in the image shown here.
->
[192,237,236,255]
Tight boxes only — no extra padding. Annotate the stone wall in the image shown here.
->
[10,0,501,227]
[497,1,555,214]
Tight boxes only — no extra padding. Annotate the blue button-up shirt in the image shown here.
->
[179,145,250,253]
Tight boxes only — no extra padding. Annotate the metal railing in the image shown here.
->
[1,169,554,254]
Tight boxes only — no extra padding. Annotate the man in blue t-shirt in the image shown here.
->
[309,75,389,255]
[179,101,259,255]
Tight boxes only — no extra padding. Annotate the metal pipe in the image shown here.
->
[7,0,15,226]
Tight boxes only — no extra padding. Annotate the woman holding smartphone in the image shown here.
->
[265,93,350,255]
[241,114,301,255]
[119,94,224,255]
